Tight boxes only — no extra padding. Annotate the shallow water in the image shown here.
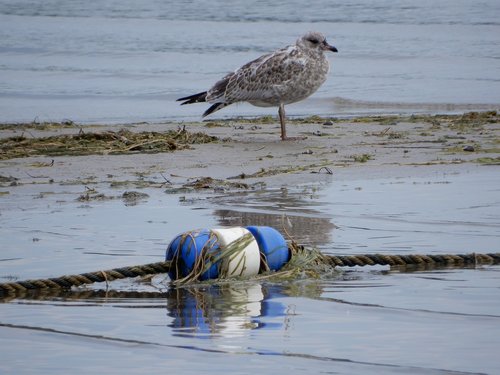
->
[1,166,499,374]
[1,0,500,124]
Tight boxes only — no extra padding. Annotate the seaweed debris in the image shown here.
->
[182,177,249,190]
[0,127,218,160]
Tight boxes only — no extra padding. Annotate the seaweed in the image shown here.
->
[0,127,218,160]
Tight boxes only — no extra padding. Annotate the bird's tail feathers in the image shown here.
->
[203,102,229,117]
[177,91,207,105]
[177,91,229,117]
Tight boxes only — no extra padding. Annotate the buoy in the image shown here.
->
[166,226,290,282]
[165,229,220,281]
[246,226,290,271]
[211,227,260,278]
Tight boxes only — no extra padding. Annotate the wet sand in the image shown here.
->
[1,112,499,194]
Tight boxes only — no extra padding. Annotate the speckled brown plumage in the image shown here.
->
[178,31,337,140]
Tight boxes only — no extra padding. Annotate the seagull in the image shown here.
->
[177,31,338,140]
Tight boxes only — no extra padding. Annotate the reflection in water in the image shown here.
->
[215,209,335,248]
[1,279,327,340]
[0,288,167,304]
[166,284,275,338]
[212,186,336,248]
[165,282,324,339]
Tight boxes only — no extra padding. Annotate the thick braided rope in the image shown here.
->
[1,253,499,295]
[323,253,500,267]
[0,261,172,295]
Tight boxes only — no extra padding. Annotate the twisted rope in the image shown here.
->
[1,253,499,295]
[0,261,172,295]
[322,252,500,268]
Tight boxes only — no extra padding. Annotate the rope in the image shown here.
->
[321,252,500,268]
[1,252,499,296]
[0,261,171,295]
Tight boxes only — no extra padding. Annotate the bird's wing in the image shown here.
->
[207,46,308,104]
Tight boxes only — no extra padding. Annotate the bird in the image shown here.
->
[177,31,338,140]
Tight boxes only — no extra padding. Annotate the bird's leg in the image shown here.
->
[279,104,306,141]
[279,104,287,140]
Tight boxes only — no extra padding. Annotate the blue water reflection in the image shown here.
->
[166,283,290,338]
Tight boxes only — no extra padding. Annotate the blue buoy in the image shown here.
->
[166,226,290,282]
[246,226,290,271]
[166,229,220,281]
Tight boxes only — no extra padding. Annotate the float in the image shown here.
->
[166,226,290,282]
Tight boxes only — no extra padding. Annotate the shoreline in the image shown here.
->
[2,99,500,128]
[1,111,498,190]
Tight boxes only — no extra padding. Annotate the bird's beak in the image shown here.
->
[322,41,338,53]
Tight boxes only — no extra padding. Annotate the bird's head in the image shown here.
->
[298,31,338,53]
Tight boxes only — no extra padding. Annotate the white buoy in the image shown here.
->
[211,227,261,278]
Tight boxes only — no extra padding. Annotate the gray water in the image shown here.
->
[1,0,500,124]
[1,2,500,373]
[1,166,500,374]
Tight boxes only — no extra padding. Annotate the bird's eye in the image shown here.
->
[308,38,319,44]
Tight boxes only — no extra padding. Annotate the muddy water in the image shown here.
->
[1,166,499,374]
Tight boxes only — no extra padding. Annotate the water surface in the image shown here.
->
[1,0,499,124]
[1,166,499,374]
